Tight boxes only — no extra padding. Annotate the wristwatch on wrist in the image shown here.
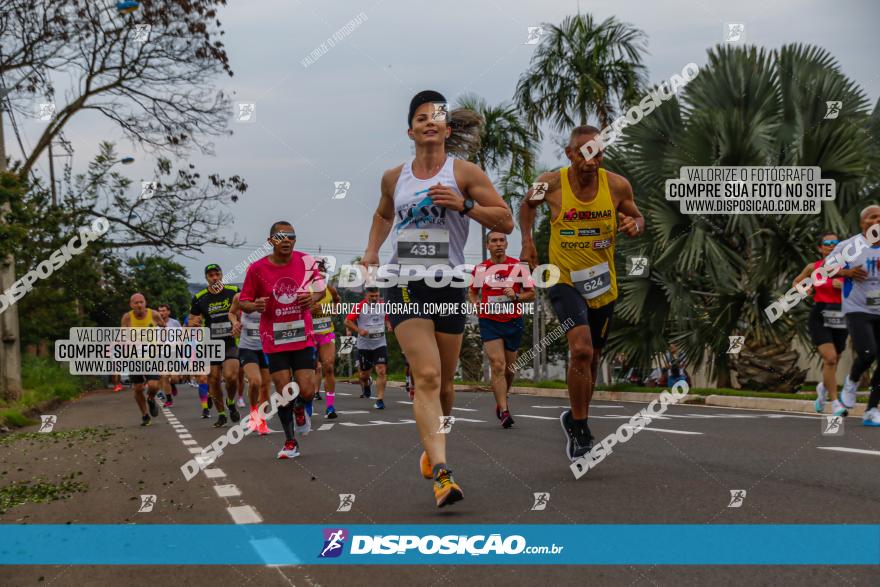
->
[460,198,475,216]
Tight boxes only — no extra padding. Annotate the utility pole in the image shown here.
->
[48,140,57,206]
[0,93,24,400]
[532,289,540,382]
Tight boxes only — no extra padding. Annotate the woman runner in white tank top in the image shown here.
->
[362,90,513,508]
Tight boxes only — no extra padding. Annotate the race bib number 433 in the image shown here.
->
[397,228,450,265]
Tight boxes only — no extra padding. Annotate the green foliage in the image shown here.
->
[604,43,879,383]
[0,356,99,428]
[515,13,648,132]
[126,253,192,319]
[0,473,87,514]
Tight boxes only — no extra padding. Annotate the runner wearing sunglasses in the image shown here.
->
[792,233,847,416]
[239,223,325,458]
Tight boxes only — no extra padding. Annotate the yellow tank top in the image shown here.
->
[549,167,617,308]
[129,309,155,328]
[310,287,334,334]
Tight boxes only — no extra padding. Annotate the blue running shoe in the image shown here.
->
[374,399,385,410]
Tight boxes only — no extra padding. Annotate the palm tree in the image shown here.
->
[514,13,647,133]
[454,93,539,259]
[603,43,878,391]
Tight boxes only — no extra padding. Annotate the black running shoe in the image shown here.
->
[201,408,210,419]
[213,413,228,428]
[147,398,158,418]
[141,414,151,427]
[227,401,240,423]
[315,391,322,401]
[559,410,592,461]
[501,410,514,429]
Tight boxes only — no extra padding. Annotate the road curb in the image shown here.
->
[702,394,866,416]
[404,382,867,416]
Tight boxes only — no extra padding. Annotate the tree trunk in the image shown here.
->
[0,109,23,402]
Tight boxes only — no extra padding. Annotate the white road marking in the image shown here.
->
[397,401,477,412]
[178,433,192,439]
[317,423,335,431]
[214,484,242,498]
[162,409,265,527]
[227,505,262,524]
[517,414,558,420]
[340,419,417,427]
[530,405,622,409]
[818,446,880,456]
[335,392,353,396]
[641,427,702,435]
[336,410,369,414]
[250,537,301,566]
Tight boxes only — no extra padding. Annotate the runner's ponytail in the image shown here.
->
[445,107,483,159]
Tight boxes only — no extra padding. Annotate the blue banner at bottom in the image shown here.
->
[1,525,878,565]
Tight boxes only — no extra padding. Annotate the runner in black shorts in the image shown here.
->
[239,221,326,458]
[362,90,513,507]
[345,287,391,409]
[520,125,645,462]
[121,293,165,426]
[792,232,847,415]
[189,264,241,428]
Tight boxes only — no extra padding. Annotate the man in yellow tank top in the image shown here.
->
[520,125,645,462]
[120,293,166,426]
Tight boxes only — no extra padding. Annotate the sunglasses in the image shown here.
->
[821,240,839,246]
[271,231,296,242]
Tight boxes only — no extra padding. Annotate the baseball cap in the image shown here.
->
[204,264,222,274]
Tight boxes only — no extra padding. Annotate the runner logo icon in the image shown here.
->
[319,528,348,558]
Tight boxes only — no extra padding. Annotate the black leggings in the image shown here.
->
[846,312,880,409]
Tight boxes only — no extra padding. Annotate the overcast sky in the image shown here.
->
[13,0,880,284]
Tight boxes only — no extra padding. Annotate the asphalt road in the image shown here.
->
[2,381,878,586]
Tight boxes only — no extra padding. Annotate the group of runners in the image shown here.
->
[797,206,880,426]
[119,89,879,511]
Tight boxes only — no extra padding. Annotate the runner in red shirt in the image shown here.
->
[239,221,326,459]
[791,232,847,416]
[469,231,535,428]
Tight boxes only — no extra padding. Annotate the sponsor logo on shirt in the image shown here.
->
[578,228,600,236]
[593,238,613,250]
[562,208,613,222]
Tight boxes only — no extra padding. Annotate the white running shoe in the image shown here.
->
[840,376,858,409]
[831,399,848,417]
[863,407,880,427]
[277,440,300,459]
[814,381,827,413]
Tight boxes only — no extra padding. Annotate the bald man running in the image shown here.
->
[121,293,166,426]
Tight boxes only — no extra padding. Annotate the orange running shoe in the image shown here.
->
[433,468,463,508]
[419,451,432,479]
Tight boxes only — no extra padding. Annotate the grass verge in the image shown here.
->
[0,356,100,429]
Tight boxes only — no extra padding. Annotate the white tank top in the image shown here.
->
[387,157,470,278]
[239,310,263,351]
